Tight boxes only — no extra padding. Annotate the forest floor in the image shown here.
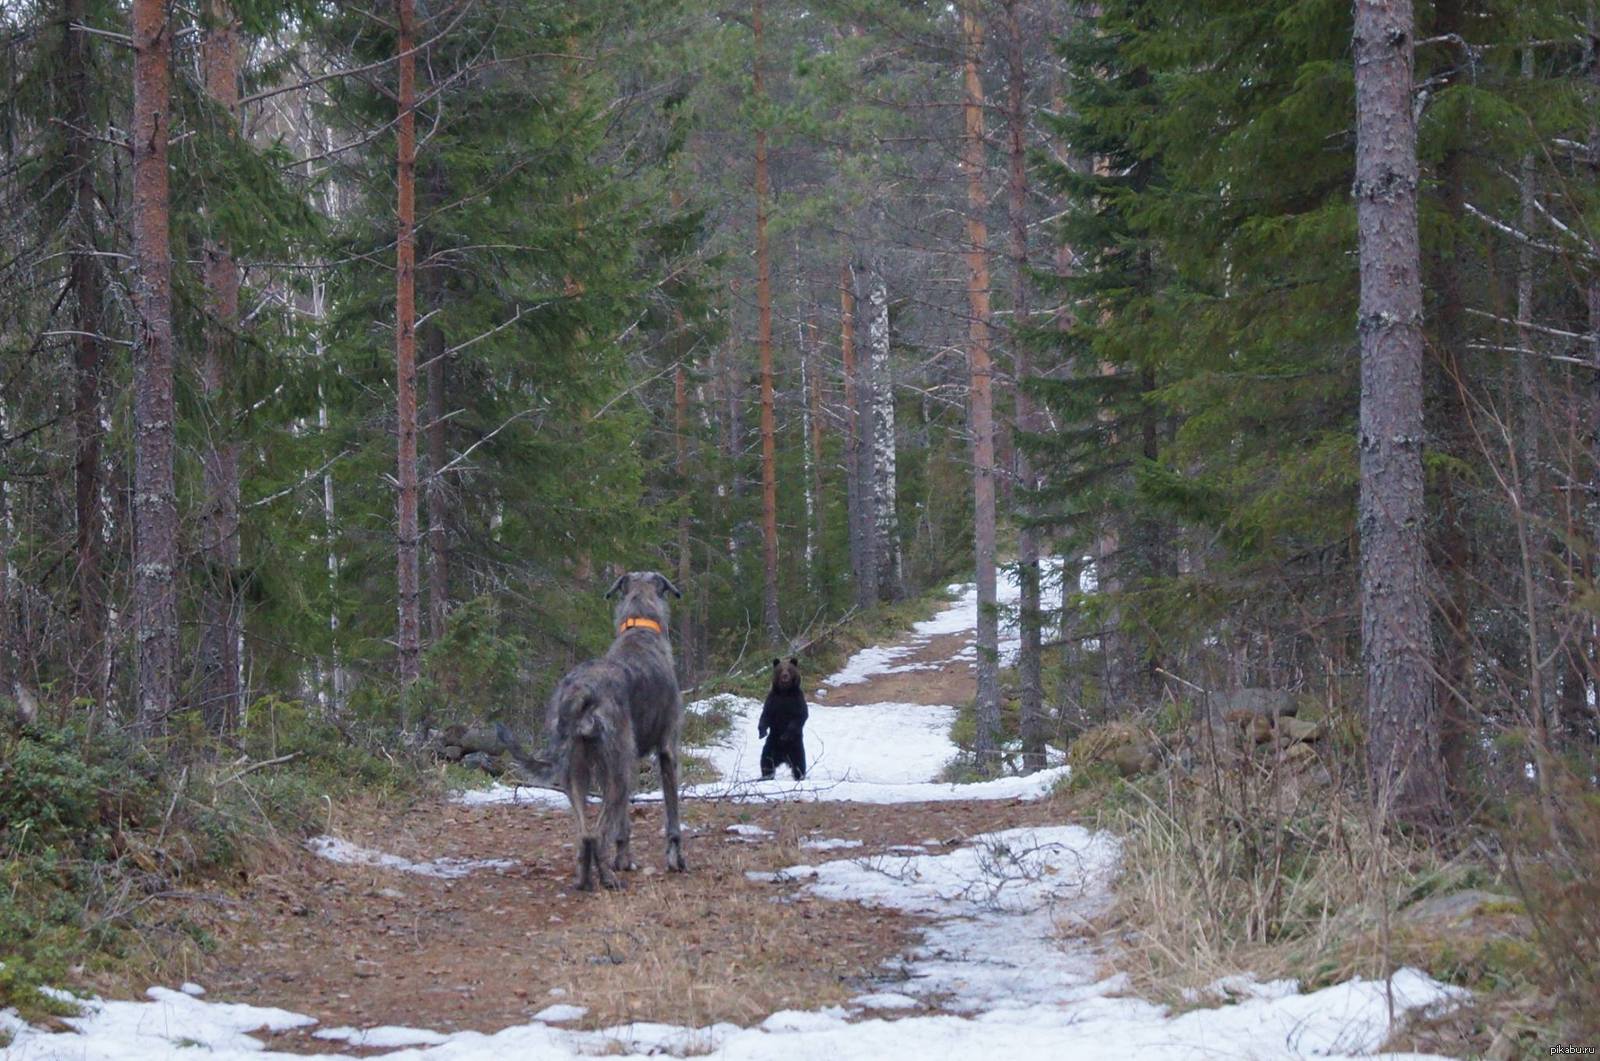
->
[3,577,1467,1060]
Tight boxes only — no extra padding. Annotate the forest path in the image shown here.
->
[211,574,1066,1049]
[6,574,1464,1059]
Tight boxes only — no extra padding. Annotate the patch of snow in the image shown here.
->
[818,560,1068,691]
[305,835,516,879]
[1,985,315,1059]
[799,837,863,851]
[532,1004,588,1023]
[851,992,919,1010]
[314,1025,450,1047]
[178,982,206,997]
[725,823,774,841]
[1183,973,1303,1005]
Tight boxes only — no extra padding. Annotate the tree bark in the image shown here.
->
[962,0,1001,769]
[864,259,900,601]
[131,0,178,734]
[425,317,448,641]
[806,315,825,574]
[1004,0,1044,771]
[1425,0,1475,805]
[1353,0,1447,826]
[199,0,242,735]
[675,356,696,682]
[395,0,422,688]
[64,0,108,705]
[754,0,781,644]
[841,261,873,608]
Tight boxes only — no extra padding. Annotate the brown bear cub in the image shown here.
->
[758,657,808,781]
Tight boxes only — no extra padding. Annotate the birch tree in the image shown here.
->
[863,257,900,602]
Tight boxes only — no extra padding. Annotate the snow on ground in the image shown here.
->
[304,835,517,878]
[2,826,1465,1060]
[461,693,1071,808]
[820,559,1067,690]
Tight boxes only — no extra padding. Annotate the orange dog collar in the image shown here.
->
[619,616,663,635]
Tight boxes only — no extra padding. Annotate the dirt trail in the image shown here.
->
[809,631,976,707]
[188,613,1055,1050]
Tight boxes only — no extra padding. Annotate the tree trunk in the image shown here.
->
[675,355,696,683]
[841,261,873,608]
[807,315,825,577]
[395,0,422,688]
[64,0,108,705]
[199,0,242,735]
[1352,0,1446,826]
[425,319,449,641]
[1425,0,1475,805]
[754,0,780,644]
[864,259,900,601]
[962,0,1001,769]
[1004,0,1044,771]
[131,0,178,733]
[799,318,816,580]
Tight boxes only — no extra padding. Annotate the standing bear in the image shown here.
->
[758,657,808,781]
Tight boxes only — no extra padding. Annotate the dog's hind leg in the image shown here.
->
[566,754,604,892]
[657,743,688,873]
[599,769,632,880]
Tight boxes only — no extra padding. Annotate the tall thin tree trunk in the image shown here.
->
[807,315,825,574]
[199,0,242,735]
[754,0,780,644]
[1004,0,1044,771]
[395,0,422,688]
[675,353,696,683]
[131,0,178,734]
[65,0,107,705]
[1515,48,1556,752]
[425,320,448,640]
[1427,0,1475,803]
[799,318,816,580]
[842,262,872,607]
[864,260,900,601]
[962,0,1001,769]
[1353,0,1446,826]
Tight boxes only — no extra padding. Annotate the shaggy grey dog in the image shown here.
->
[503,571,688,891]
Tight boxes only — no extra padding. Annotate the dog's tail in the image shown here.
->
[494,721,560,787]
[560,686,608,743]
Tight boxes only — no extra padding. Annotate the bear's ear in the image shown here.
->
[789,657,799,666]
[772,658,781,668]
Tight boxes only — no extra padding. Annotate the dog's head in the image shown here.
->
[605,570,682,630]
[771,656,801,693]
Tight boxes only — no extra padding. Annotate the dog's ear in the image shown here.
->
[653,573,683,599]
[604,574,629,599]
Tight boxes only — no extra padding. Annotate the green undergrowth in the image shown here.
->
[0,700,438,1025]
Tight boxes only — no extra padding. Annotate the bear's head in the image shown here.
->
[771,656,802,693]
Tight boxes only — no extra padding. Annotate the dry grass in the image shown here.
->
[1505,766,1600,1040]
[1093,743,1449,1004]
